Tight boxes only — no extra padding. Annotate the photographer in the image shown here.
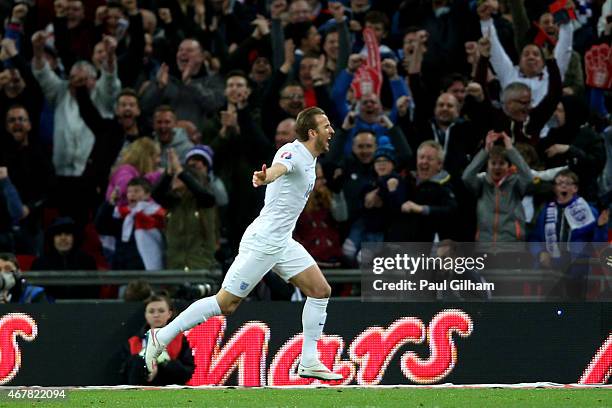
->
[0,252,48,303]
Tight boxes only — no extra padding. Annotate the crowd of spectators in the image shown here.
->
[0,0,610,301]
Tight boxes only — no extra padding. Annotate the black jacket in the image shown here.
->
[387,171,458,242]
[120,327,194,386]
[31,248,98,299]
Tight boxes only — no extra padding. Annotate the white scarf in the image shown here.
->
[544,196,595,258]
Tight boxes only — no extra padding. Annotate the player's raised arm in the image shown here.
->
[252,163,288,187]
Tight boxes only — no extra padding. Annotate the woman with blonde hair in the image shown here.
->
[106,138,163,206]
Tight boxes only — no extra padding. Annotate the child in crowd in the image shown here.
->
[120,294,194,385]
[96,177,165,271]
[343,136,406,262]
[462,131,533,243]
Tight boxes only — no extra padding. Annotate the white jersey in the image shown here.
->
[242,140,316,252]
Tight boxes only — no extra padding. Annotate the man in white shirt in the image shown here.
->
[478,0,572,106]
[31,30,121,227]
[31,32,121,178]
[144,107,343,381]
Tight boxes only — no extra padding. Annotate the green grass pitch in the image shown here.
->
[1,388,610,408]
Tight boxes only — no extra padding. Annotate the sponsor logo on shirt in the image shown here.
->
[280,152,292,160]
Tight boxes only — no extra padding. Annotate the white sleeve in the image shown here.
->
[480,19,515,87]
[531,166,568,181]
[598,0,612,36]
[31,60,65,107]
[93,64,121,116]
[210,177,229,207]
[331,191,349,222]
[272,145,296,173]
[554,22,574,81]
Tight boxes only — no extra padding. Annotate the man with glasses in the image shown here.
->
[262,81,305,138]
[530,169,607,299]
[280,84,306,118]
[473,32,563,146]
[0,38,44,142]
[1,106,54,255]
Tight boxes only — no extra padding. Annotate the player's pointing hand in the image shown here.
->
[252,164,267,187]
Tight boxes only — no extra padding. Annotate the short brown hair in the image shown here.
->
[365,10,390,31]
[295,107,325,142]
[554,169,579,185]
[118,88,139,102]
[225,69,249,85]
[144,293,174,313]
[488,145,509,164]
[0,253,18,270]
[154,104,175,116]
[124,278,152,301]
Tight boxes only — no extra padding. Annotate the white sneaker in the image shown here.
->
[298,361,343,381]
[143,328,165,372]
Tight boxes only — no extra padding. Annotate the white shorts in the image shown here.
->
[221,238,316,298]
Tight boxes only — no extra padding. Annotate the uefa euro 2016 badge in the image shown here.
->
[240,281,249,291]
[600,247,612,272]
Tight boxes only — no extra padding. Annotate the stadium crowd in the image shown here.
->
[0,0,610,301]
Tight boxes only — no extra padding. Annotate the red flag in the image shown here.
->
[548,0,576,22]
[351,28,382,100]
[532,22,557,48]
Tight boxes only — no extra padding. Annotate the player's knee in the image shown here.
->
[219,301,239,315]
[217,297,241,316]
[309,283,331,299]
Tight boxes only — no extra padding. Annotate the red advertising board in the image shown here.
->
[0,303,609,386]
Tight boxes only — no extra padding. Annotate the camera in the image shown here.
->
[0,271,16,292]
[549,0,575,25]
[174,283,213,300]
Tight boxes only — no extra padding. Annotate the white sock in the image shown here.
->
[300,297,328,367]
[156,296,221,345]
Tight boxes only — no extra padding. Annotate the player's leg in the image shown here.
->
[144,247,275,372]
[143,293,225,372]
[276,241,341,380]
[290,265,331,360]
[156,289,240,345]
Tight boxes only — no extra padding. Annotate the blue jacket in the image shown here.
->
[531,198,607,245]
[331,70,410,155]
[530,196,607,273]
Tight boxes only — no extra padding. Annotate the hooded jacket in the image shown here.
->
[152,169,217,271]
[462,148,533,242]
[31,217,98,298]
[157,127,194,168]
